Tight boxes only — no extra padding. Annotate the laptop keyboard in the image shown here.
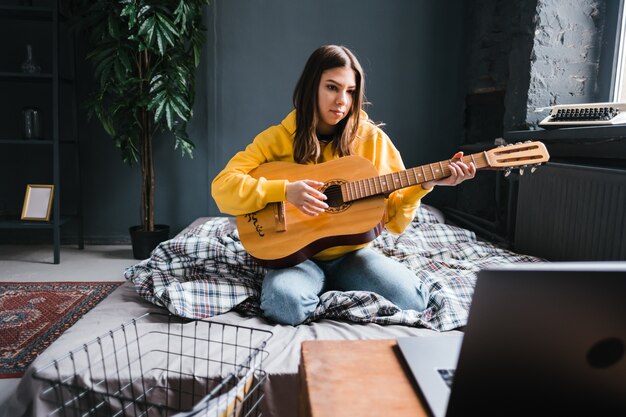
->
[437,368,455,388]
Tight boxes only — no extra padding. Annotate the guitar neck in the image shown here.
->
[342,152,490,202]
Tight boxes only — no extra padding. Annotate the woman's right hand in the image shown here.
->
[286,180,328,216]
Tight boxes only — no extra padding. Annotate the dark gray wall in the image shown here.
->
[2,1,468,243]
[4,0,617,244]
[451,0,539,227]
[206,0,468,217]
[73,38,211,242]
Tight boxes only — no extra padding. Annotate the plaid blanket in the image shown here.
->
[125,206,542,331]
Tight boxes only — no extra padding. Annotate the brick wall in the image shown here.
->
[464,0,610,134]
[451,0,612,243]
[527,0,608,127]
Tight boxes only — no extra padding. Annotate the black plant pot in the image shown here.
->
[129,224,170,260]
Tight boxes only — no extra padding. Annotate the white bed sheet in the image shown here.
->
[4,281,446,417]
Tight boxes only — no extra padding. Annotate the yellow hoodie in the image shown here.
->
[211,110,431,261]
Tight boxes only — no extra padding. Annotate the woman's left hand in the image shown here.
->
[421,151,476,190]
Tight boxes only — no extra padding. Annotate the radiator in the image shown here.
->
[515,162,626,261]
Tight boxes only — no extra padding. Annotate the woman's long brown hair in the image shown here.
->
[292,45,365,164]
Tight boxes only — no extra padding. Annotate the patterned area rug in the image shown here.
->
[0,282,122,379]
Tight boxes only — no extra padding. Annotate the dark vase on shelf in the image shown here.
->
[22,107,42,139]
[129,224,170,260]
[21,44,41,74]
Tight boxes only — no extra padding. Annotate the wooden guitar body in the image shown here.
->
[236,156,386,268]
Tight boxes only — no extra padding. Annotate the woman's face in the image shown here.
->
[316,66,356,135]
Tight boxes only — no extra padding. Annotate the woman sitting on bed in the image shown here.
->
[211,45,475,326]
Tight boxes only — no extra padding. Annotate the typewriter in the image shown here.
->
[539,102,626,128]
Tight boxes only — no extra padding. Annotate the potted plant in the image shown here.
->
[83,0,209,259]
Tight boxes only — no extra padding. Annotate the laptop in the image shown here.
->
[397,262,626,417]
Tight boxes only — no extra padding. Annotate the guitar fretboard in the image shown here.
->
[342,153,489,202]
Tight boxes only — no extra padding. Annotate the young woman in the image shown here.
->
[212,45,475,325]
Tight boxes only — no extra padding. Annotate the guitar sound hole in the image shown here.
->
[324,184,344,207]
[321,182,350,213]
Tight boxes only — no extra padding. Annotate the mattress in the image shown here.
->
[4,205,542,417]
[4,282,445,417]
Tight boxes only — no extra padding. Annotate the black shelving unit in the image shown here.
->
[0,1,83,264]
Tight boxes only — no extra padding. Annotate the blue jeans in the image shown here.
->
[260,247,428,325]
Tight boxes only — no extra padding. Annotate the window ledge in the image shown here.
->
[504,125,626,142]
[504,125,626,163]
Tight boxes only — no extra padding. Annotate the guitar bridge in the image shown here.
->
[274,202,287,232]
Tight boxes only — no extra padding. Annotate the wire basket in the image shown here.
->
[33,312,273,417]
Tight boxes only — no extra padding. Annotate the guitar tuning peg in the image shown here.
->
[519,168,524,176]
[531,166,537,173]
[504,169,512,177]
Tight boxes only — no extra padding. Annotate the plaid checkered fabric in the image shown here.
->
[125,206,542,331]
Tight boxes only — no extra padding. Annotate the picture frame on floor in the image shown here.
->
[21,184,54,221]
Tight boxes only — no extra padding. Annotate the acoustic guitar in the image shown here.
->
[236,141,550,268]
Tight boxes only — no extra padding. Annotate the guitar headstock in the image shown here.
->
[483,141,550,171]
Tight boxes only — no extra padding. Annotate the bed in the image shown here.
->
[3,205,542,417]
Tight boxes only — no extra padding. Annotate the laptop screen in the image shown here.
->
[399,262,626,417]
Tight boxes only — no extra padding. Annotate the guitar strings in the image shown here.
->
[329,154,488,203]
[324,186,344,205]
